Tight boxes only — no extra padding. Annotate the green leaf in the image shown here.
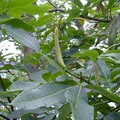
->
[8,5,39,18]
[96,60,110,80]
[110,68,120,82]
[1,19,34,32]
[101,53,120,59]
[7,0,38,18]
[0,64,14,70]
[0,91,16,97]
[108,0,117,9]
[86,85,120,104]
[42,72,52,82]
[74,0,83,8]
[34,14,53,27]
[104,15,119,46]
[11,83,70,109]
[8,3,52,18]
[72,50,99,62]
[1,24,40,52]
[0,0,10,13]
[29,70,47,82]
[41,54,65,74]
[65,86,94,120]
[59,103,71,120]
[67,5,81,22]
[9,0,35,8]
[83,50,99,62]
[101,57,120,64]
[109,24,117,46]
[100,52,120,64]
[0,78,11,91]
[9,107,53,118]
[104,112,120,120]
[10,81,39,91]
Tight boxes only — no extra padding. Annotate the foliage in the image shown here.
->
[0,0,120,120]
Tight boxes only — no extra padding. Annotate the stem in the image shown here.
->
[47,0,57,8]
[93,100,109,106]
[49,9,65,13]
[47,0,111,22]
[64,69,92,85]
[76,16,111,23]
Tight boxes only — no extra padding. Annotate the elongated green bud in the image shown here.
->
[54,27,66,68]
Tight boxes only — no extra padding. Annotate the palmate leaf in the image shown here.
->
[1,24,40,52]
[65,86,94,120]
[11,83,70,109]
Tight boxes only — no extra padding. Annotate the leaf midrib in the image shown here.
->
[75,86,82,110]
[14,86,69,104]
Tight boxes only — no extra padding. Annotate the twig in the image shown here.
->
[47,0,57,8]
[47,0,111,22]
[47,0,65,13]
[75,16,111,23]
[64,69,92,84]
[49,9,65,13]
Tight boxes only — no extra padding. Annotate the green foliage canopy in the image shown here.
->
[0,0,120,120]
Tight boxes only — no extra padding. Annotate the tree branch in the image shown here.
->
[75,16,111,23]
[49,9,65,13]
[47,0,57,8]
[47,0,65,13]
[47,0,111,22]
[64,69,92,85]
